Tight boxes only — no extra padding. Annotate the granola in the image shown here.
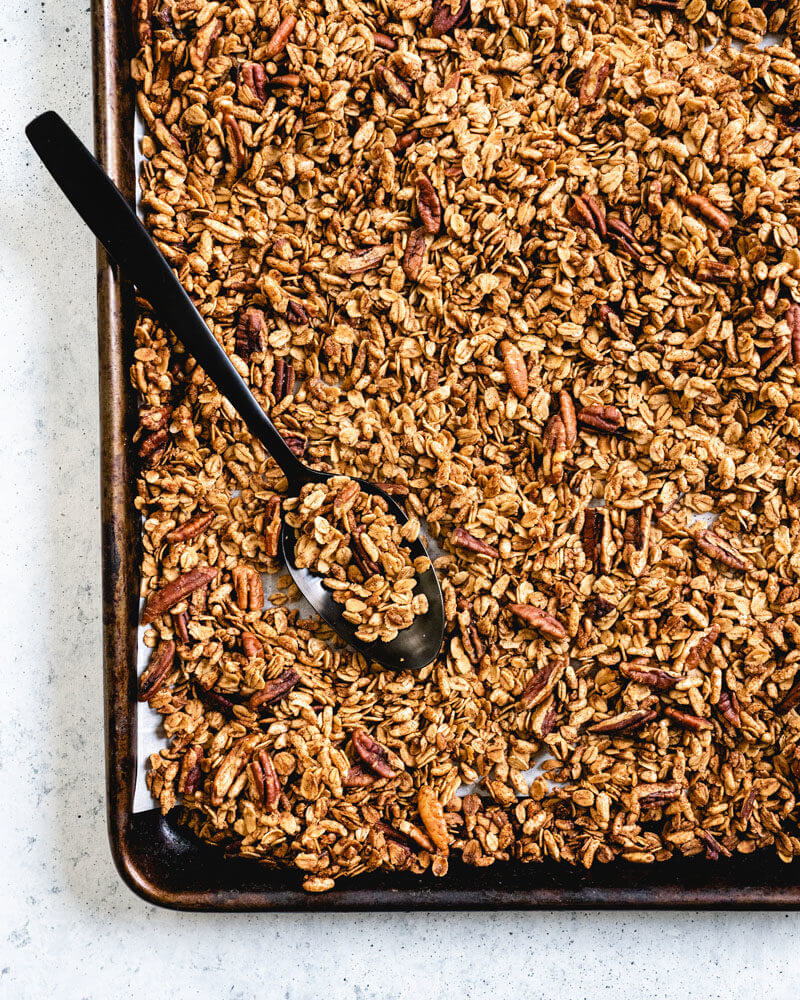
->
[284,477,429,642]
[131,0,800,887]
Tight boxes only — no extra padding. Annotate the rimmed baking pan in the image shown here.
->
[94,0,800,910]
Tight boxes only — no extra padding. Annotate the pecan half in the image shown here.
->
[787,304,800,366]
[416,174,442,234]
[509,604,568,642]
[352,729,396,778]
[589,709,657,734]
[166,511,214,544]
[264,15,297,58]
[139,405,171,432]
[196,683,238,716]
[578,55,612,107]
[620,658,679,690]
[665,706,713,732]
[500,340,528,398]
[684,193,731,232]
[337,244,394,275]
[375,64,413,105]
[242,631,264,659]
[569,194,607,236]
[232,565,264,612]
[248,668,301,711]
[236,307,265,359]
[189,18,222,71]
[418,786,450,854]
[223,113,246,175]
[542,414,568,485]
[577,404,625,434]
[138,640,176,701]
[696,259,737,282]
[271,357,296,402]
[684,624,720,670]
[139,427,168,462]
[252,749,281,811]
[431,0,471,36]
[178,744,204,796]
[142,566,218,624]
[402,227,427,281]
[606,217,643,259]
[716,689,741,727]
[559,391,577,447]
[452,527,498,558]
[581,509,605,564]
[521,658,565,708]
[694,530,748,573]
[623,506,652,577]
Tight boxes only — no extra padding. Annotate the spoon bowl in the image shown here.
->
[281,477,444,671]
[27,110,446,671]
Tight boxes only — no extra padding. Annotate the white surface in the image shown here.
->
[2,2,800,998]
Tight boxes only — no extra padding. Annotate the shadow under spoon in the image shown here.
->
[26,109,445,672]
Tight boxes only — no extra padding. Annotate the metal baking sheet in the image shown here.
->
[95,0,800,909]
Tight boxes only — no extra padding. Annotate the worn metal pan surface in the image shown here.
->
[94,0,800,910]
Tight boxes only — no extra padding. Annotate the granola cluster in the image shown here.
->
[284,477,430,642]
[132,0,800,889]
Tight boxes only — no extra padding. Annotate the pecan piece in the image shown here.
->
[351,525,380,576]
[578,55,612,107]
[236,307,265,360]
[284,435,307,458]
[142,566,218,624]
[343,763,377,788]
[178,744,204,796]
[569,195,606,236]
[264,15,297,58]
[696,259,737,282]
[352,729,396,778]
[509,604,568,642]
[139,427,168,462]
[521,658,565,708]
[431,0,471,36]
[684,193,731,232]
[189,18,222,71]
[286,299,310,325]
[716,689,741,727]
[665,706,713,732]
[374,64,413,105]
[393,129,420,156]
[694,530,748,573]
[264,496,282,559]
[776,677,800,715]
[139,405,171,432]
[232,565,264,612]
[173,610,190,643]
[252,749,281,811]
[138,640,176,701]
[684,624,720,670]
[337,244,394,275]
[581,509,605,565]
[623,506,652,578]
[166,511,214,544]
[500,340,528,398]
[577,404,625,434]
[620,658,679,690]
[418,786,450,854]
[242,631,264,659]
[589,709,657,734]
[542,415,568,486]
[606,217,643,259]
[373,31,397,50]
[586,596,615,621]
[248,668,301,711]
[559,391,577,447]
[633,782,681,807]
[416,174,442,234]
[787,304,800,367]
[333,480,360,517]
[402,227,427,281]
[699,828,731,860]
[197,683,238,716]
[452,527,498,558]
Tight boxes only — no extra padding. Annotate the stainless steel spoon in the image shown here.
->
[27,110,445,672]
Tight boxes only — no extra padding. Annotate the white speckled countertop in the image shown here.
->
[2,3,800,997]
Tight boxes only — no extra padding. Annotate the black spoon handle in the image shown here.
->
[26,110,311,490]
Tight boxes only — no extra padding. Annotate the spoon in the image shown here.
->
[27,110,445,671]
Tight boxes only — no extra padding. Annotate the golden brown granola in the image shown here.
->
[131,0,800,887]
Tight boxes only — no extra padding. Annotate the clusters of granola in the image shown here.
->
[284,477,430,642]
[132,0,800,889]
